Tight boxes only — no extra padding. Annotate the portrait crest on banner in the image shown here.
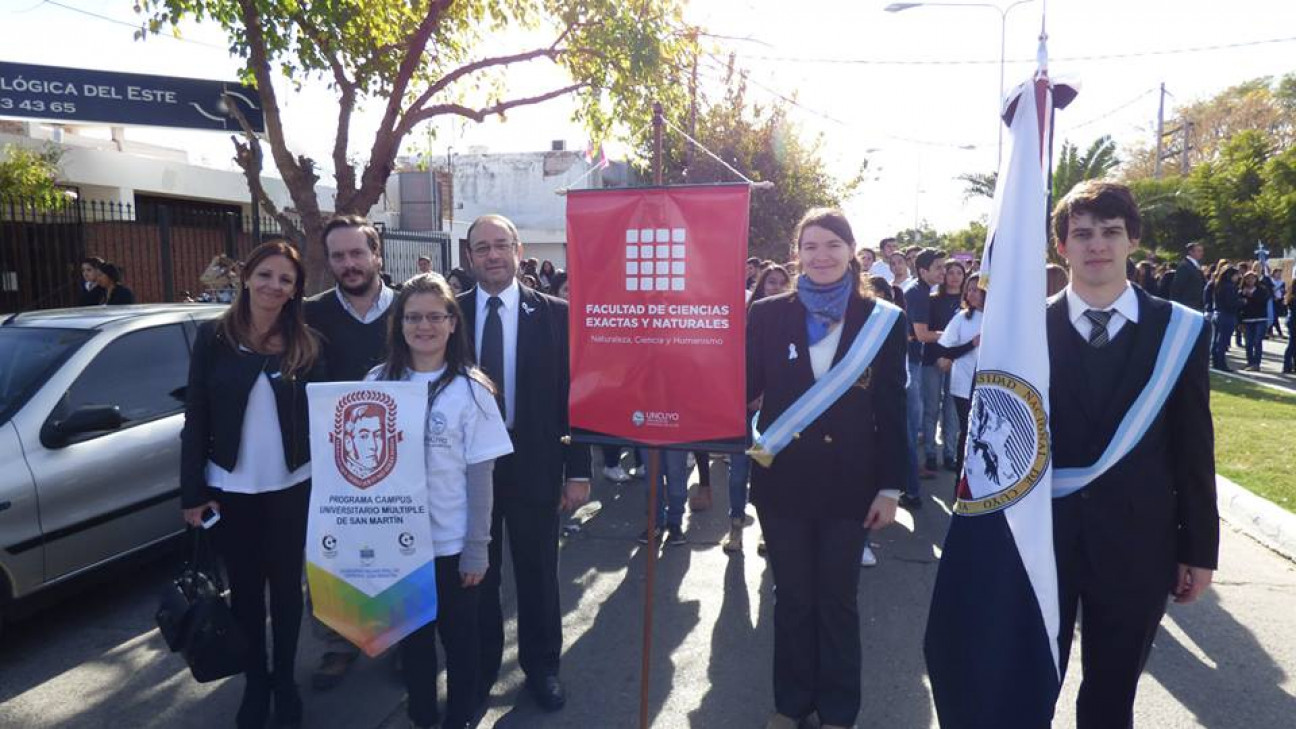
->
[330,390,404,490]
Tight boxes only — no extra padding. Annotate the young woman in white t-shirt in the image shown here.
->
[366,274,513,729]
[936,272,984,484]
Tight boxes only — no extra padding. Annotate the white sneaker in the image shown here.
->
[860,545,878,567]
[602,465,631,483]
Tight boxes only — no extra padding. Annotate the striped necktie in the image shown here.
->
[1083,309,1113,348]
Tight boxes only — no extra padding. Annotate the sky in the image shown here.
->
[3,0,1295,247]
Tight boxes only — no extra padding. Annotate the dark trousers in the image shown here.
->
[211,480,310,682]
[1212,313,1236,368]
[758,510,869,726]
[1243,320,1267,367]
[404,554,480,729]
[479,456,563,690]
[953,395,971,482]
[1284,314,1296,371]
[1056,531,1172,729]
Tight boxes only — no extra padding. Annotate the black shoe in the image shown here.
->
[272,676,303,728]
[664,525,687,546]
[924,456,938,472]
[527,674,567,712]
[637,527,664,544]
[898,493,922,510]
[237,674,272,729]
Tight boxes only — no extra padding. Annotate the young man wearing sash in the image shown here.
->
[1048,181,1218,728]
[747,208,905,729]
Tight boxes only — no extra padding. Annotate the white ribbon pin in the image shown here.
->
[521,302,536,315]
[788,343,798,360]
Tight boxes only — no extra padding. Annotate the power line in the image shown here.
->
[41,0,228,50]
[736,35,1296,67]
[1063,86,1160,131]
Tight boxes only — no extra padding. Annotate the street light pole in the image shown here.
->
[885,0,1039,162]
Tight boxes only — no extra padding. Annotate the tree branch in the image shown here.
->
[399,44,568,131]
[405,82,589,130]
[289,9,359,204]
[221,92,299,237]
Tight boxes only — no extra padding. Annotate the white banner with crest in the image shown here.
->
[305,381,436,657]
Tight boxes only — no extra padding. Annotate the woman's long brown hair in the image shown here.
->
[218,239,319,377]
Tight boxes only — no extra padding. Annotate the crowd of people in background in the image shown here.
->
[77,255,136,305]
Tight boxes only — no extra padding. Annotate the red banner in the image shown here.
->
[566,184,750,446]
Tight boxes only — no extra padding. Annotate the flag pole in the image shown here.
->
[636,101,665,729]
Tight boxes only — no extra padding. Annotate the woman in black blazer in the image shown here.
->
[180,240,325,729]
[747,209,906,729]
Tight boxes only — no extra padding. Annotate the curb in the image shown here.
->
[1216,474,1296,562]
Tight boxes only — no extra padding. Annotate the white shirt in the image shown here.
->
[937,310,983,399]
[336,285,394,324]
[1066,283,1139,342]
[473,281,520,429]
[367,366,513,557]
[205,373,310,494]
[809,322,845,380]
[869,260,894,284]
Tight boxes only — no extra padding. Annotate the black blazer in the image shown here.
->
[180,320,327,508]
[1048,288,1218,589]
[458,284,591,505]
[1169,258,1206,311]
[746,292,908,520]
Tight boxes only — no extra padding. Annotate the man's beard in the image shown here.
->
[339,269,378,296]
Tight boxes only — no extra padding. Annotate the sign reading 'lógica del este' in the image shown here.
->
[0,61,265,133]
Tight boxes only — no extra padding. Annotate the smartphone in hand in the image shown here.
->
[200,506,221,529]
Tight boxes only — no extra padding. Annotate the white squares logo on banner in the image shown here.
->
[624,227,687,293]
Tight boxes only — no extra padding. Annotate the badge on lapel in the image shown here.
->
[788,343,798,361]
[853,367,872,390]
[521,302,536,315]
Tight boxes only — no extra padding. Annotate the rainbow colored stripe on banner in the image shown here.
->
[306,560,439,657]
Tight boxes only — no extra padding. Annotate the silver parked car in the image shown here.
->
[0,303,225,630]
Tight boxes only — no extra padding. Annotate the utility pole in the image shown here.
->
[1154,82,1166,179]
[1180,120,1194,176]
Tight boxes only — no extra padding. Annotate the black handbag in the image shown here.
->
[156,528,249,682]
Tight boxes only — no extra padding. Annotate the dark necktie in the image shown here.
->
[1084,309,1113,348]
[481,296,506,420]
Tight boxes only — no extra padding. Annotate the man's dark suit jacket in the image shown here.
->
[1048,287,1218,597]
[1168,258,1207,311]
[459,284,590,506]
[746,292,908,521]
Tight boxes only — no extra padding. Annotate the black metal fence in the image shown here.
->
[0,196,455,314]
[0,196,289,313]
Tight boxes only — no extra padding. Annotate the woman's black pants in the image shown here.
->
[758,510,868,726]
[212,480,310,683]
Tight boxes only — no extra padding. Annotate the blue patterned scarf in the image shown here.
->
[798,273,851,345]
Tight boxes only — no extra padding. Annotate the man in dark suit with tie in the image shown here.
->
[1048,181,1218,728]
[459,214,591,713]
[1168,241,1207,310]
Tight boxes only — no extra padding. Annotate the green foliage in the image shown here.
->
[0,144,65,208]
[957,171,997,201]
[894,223,945,250]
[1188,130,1273,260]
[645,67,864,262]
[135,1,690,288]
[943,220,988,256]
[1127,175,1206,252]
[1053,135,1119,197]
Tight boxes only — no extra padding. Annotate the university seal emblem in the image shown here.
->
[330,389,404,490]
[954,370,1050,516]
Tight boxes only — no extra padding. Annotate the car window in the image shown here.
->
[0,328,94,426]
[59,324,191,426]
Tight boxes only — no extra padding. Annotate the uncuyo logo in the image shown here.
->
[632,410,681,428]
[631,411,646,427]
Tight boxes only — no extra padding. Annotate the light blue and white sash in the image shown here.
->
[1052,302,1204,497]
[748,300,901,468]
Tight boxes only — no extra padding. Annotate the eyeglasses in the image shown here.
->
[403,312,455,325]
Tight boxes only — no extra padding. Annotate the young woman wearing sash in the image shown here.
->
[180,240,325,729]
[366,274,513,729]
[747,209,906,729]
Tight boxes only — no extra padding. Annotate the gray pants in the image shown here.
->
[921,365,959,464]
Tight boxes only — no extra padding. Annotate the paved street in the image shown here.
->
[2,460,1294,728]
[1221,331,1294,392]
